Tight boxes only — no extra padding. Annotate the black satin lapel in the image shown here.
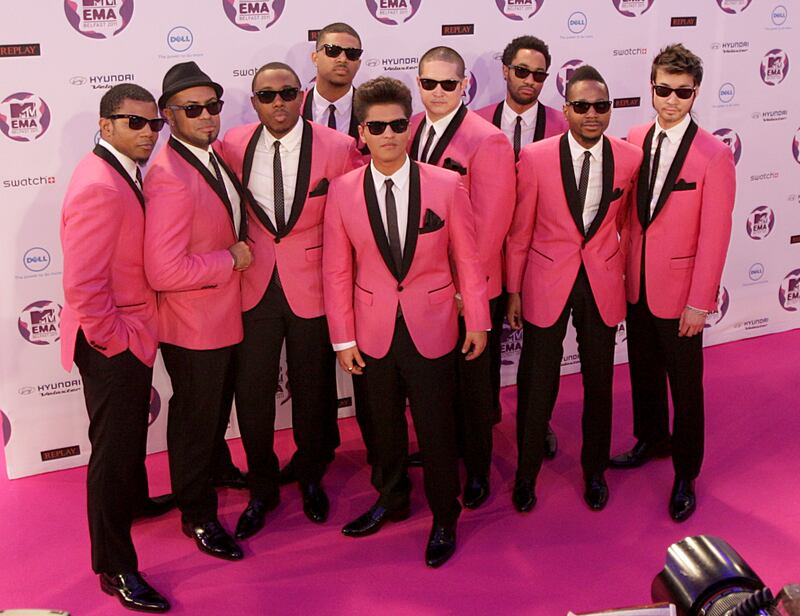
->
[364,166,400,280]
[533,103,546,142]
[242,124,262,190]
[410,117,425,161]
[491,102,503,129]
[92,144,144,209]
[302,87,314,120]
[213,149,249,241]
[650,120,698,223]
[400,162,421,280]
[636,124,655,229]
[426,104,468,166]
[585,137,614,242]
[559,134,585,237]
[281,119,313,236]
[168,137,234,224]
[348,87,359,139]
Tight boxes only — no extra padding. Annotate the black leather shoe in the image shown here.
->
[212,467,248,489]
[100,572,170,612]
[182,520,243,560]
[609,439,671,469]
[301,482,329,524]
[278,461,297,485]
[544,424,558,459]
[133,494,176,520]
[235,497,279,540]
[512,479,536,513]
[669,478,696,522]
[406,451,424,467]
[584,473,609,511]
[463,476,490,510]
[341,504,411,537]
[425,523,456,568]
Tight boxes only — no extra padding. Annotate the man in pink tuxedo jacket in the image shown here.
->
[60,84,171,612]
[324,77,490,568]
[506,66,642,513]
[609,45,736,523]
[407,46,516,510]
[144,62,251,562]
[219,62,359,539]
[474,34,568,458]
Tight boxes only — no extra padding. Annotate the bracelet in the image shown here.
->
[685,305,709,316]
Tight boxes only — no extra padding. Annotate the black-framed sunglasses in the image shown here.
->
[253,88,300,104]
[565,100,612,114]
[362,119,409,135]
[166,100,224,118]
[419,78,461,92]
[506,64,549,83]
[652,84,696,100]
[319,43,363,61]
[107,114,165,131]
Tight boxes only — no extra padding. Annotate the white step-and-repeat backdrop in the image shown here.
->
[1,0,798,478]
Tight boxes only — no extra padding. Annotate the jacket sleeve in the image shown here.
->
[505,147,539,294]
[322,180,357,345]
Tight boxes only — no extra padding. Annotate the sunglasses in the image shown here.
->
[419,78,461,92]
[362,119,409,135]
[166,100,224,118]
[506,64,549,83]
[107,114,165,131]
[565,100,612,114]
[319,43,363,62]
[652,84,696,100]
[253,88,300,104]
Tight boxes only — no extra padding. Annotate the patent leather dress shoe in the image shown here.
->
[584,474,609,511]
[544,424,558,459]
[406,451,424,467]
[609,439,671,469]
[425,523,456,568]
[301,482,329,523]
[463,476,490,509]
[100,571,170,612]
[512,479,536,513]
[133,494,176,520]
[669,478,696,522]
[212,467,248,489]
[341,504,411,537]
[278,461,297,485]
[235,497,279,540]
[182,520,243,560]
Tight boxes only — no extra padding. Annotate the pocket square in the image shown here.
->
[419,208,445,233]
[443,157,467,176]
[610,187,624,201]
[309,177,329,197]
[673,178,697,191]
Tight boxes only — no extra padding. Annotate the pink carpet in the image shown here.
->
[2,330,799,615]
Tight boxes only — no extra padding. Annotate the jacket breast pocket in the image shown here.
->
[305,244,323,261]
[354,284,373,305]
[428,281,455,305]
[670,255,696,270]
[528,247,555,269]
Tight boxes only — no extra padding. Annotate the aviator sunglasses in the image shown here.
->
[419,78,461,92]
[506,64,549,83]
[253,87,300,104]
[319,43,364,61]
[652,84,697,100]
[166,100,224,118]
[565,100,612,114]
[107,114,165,131]
[362,119,410,135]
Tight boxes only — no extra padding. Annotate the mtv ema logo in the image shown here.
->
[1,410,10,447]
[793,127,800,164]
[705,286,730,328]
[746,206,775,240]
[779,268,800,311]
[716,0,753,14]
[556,59,587,97]
[612,0,656,17]
[148,386,161,425]
[713,128,742,165]
[223,0,286,31]
[761,49,790,85]
[366,0,422,25]
[464,70,478,106]
[0,93,51,142]
[495,0,545,21]
[64,0,134,39]
[18,300,62,345]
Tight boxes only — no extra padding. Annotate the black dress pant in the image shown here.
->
[516,268,616,482]
[235,279,335,501]
[361,317,462,527]
[626,291,705,480]
[212,359,239,477]
[74,330,152,575]
[489,291,507,419]
[161,342,234,525]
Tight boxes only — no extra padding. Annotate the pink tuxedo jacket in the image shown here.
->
[408,105,516,299]
[60,145,159,369]
[625,121,736,318]
[323,161,491,360]
[474,100,568,141]
[506,133,643,328]
[220,120,359,315]
[143,137,244,350]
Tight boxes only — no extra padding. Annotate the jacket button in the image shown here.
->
[397,285,404,292]
[275,237,281,244]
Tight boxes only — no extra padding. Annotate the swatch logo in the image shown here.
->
[792,127,800,164]
[556,59,587,97]
[761,49,789,85]
[713,128,742,165]
[18,300,62,345]
[612,0,656,17]
[366,0,422,25]
[779,268,800,311]
[64,0,134,39]
[148,386,161,425]
[716,0,752,14]
[705,286,730,328]
[746,206,775,240]
[495,0,544,20]
[1,410,10,447]
[0,93,51,142]
[223,0,286,31]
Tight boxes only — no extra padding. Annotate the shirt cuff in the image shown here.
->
[685,304,709,315]
[332,341,357,352]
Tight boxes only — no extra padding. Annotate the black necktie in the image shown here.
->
[135,166,143,190]
[209,152,226,192]
[577,151,591,214]
[327,104,337,130]
[273,141,286,232]
[384,179,403,274]
[420,126,436,163]
[648,131,667,214]
[513,116,522,161]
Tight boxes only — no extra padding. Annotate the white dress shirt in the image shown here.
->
[98,138,141,189]
[500,100,538,146]
[418,104,462,162]
[567,131,604,232]
[312,86,353,135]
[648,113,692,216]
[249,119,303,227]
